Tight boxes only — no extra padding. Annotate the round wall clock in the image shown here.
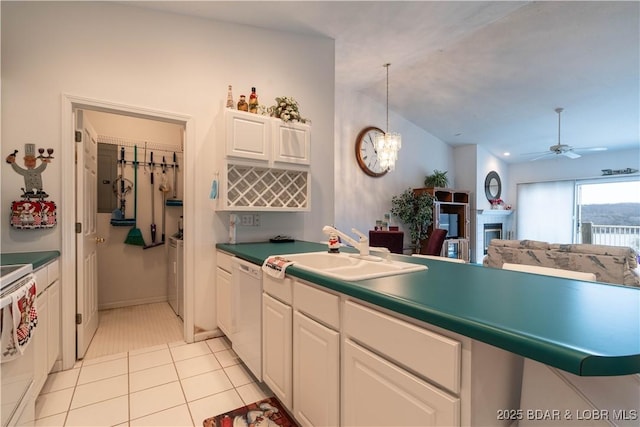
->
[355,126,387,177]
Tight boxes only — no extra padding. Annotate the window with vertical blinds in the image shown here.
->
[516,180,576,243]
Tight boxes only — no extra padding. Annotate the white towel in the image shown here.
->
[262,256,295,279]
[0,304,19,361]
[1,275,37,363]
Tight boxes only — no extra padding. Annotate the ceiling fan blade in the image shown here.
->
[529,152,553,161]
[561,150,581,159]
[575,147,607,153]
[520,150,549,157]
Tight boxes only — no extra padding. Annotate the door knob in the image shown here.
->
[95,237,106,243]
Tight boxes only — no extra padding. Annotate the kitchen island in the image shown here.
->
[218,241,639,426]
[217,240,639,377]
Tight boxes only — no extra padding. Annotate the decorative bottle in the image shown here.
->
[237,95,248,112]
[226,85,235,109]
[249,87,258,113]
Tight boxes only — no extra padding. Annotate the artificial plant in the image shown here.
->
[390,188,435,252]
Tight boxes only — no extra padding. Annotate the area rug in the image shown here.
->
[203,396,299,427]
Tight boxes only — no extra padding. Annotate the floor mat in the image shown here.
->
[203,396,299,427]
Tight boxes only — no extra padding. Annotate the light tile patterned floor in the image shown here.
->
[84,303,184,359]
[35,337,272,426]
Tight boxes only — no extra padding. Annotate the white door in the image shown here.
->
[76,110,100,359]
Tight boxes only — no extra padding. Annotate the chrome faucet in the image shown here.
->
[323,225,373,258]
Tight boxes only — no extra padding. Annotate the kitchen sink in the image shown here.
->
[281,251,427,281]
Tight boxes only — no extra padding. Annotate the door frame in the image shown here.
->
[61,94,195,370]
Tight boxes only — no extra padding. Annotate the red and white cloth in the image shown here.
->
[10,200,57,229]
[262,256,295,279]
[1,275,38,363]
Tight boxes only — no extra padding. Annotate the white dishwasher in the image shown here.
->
[230,258,263,380]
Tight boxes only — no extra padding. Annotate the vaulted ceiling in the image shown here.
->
[127,1,640,163]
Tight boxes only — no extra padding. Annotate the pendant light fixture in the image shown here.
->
[374,63,402,171]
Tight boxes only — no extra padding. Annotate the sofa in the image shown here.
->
[483,239,640,287]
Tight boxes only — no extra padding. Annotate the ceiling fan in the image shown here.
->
[526,108,607,161]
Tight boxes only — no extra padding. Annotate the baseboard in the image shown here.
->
[98,296,168,311]
[195,327,224,342]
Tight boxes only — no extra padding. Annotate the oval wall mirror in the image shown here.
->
[484,171,502,201]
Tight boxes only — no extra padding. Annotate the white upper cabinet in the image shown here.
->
[273,120,311,165]
[226,110,271,162]
[219,109,311,211]
[225,109,310,166]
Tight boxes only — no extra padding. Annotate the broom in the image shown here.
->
[125,145,146,246]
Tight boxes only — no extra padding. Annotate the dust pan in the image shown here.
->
[125,145,146,246]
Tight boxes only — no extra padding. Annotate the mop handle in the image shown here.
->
[120,147,125,196]
[134,145,138,220]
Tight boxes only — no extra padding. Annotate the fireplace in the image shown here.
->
[484,223,503,254]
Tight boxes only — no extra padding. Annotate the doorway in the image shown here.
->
[60,95,195,370]
[85,109,185,359]
[576,178,640,252]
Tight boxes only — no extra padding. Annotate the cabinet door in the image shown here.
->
[262,293,293,409]
[342,340,460,427]
[273,121,310,165]
[216,267,233,338]
[47,280,61,371]
[34,289,49,395]
[226,110,271,161]
[293,311,339,427]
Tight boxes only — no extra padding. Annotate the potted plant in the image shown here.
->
[424,170,449,188]
[390,188,435,252]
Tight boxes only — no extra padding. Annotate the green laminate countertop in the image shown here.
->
[1,251,61,270]
[217,241,640,376]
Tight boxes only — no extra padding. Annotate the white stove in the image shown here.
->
[1,262,36,427]
[0,264,33,293]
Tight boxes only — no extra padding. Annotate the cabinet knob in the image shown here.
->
[95,237,106,243]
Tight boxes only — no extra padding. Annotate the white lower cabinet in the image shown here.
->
[261,273,521,427]
[342,300,460,426]
[47,280,60,371]
[262,292,293,408]
[34,287,49,394]
[342,299,522,427]
[343,339,459,427]
[262,277,340,426]
[33,260,61,397]
[293,311,339,427]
